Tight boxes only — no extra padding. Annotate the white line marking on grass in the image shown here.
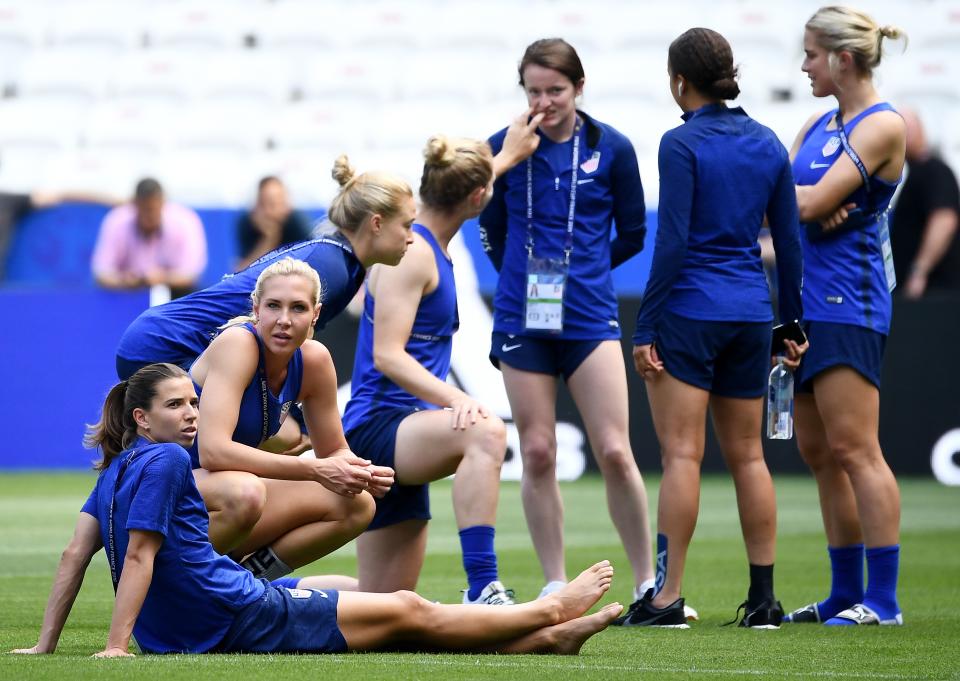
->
[329,657,938,680]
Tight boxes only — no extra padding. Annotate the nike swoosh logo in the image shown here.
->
[501,343,522,352]
[810,162,831,169]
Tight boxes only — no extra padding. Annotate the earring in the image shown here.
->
[678,82,685,97]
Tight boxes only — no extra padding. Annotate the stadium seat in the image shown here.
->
[47,2,144,54]
[14,49,115,106]
[145,1,251,51]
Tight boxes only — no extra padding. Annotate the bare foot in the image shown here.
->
[547,603,624,655]
[548,560,614,622]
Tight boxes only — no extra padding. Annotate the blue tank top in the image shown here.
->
[342,224,459,433]
[792,103,900,334]
[115,234,365,371]
[187,323,304,469]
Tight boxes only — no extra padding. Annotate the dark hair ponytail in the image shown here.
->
[84,363,188,470]
[668,28,741,101]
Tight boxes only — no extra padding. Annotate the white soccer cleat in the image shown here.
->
[537,580,567,600]
[463,580,516,605]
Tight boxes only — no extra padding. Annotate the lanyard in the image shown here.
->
[526,121,581,265]
[107,450,141,593]
[834,111,875,213]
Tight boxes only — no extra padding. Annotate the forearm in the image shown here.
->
[375,349,463,408]
[35,551,94,653]
[912,209,958,275]
[201,439,315,480]
[105,555,154,651]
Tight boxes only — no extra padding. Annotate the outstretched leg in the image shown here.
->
[337,561,614,651]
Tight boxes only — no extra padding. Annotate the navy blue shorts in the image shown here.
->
[656,311,772,398]
[214,582,347,653]
[345,407,430,531]
[489,332,603,381]
[795,321,886,392]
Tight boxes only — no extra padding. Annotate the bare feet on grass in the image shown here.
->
[501,602,624,655]
[548,560,614,622]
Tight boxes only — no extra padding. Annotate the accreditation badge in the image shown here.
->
[524,256,567,333]
[877,210,896,293]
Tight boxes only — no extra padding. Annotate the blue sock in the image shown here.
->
[817,544,865,620]
[862,544,901,619]
[459,525,498,601]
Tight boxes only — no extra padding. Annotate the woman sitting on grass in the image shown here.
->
[11,363,621,657]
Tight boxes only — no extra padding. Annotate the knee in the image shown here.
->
[466,415,507,466]
[829,437,882,475]
[660,443,702,471]
[346,491,376,530]
[594,442,639,478]
[519,432,557,478]
[223,476,267,528]
[391,589,433,629]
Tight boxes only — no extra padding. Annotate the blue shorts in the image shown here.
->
[657,310,772,398]
[214,582,347,654]
[795,321,886,392]
[345,407,430,531]
[489,332,603,381]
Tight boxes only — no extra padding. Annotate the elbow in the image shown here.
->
[372,350,394,375]
[198,444,227,472]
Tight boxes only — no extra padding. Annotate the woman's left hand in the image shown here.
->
[633,344,664,380]
[819,202,857,232]
[776,339,809,370]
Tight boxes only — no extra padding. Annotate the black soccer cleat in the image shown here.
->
[783,602,821,624]
[612,589,690,628]
[726,599,785,629]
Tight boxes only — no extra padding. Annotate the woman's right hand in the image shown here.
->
[494,108,545,176]
[776,338,809,370]
[633,344,664,380]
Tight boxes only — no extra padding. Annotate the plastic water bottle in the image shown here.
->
[767,358,794,440]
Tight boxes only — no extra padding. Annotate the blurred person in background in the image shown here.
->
[91,177,207,295]
[627,27,804,629]
[891,108,960,298]
[235,176,312,271]
[479,38,658,610]
[786,6,906,627]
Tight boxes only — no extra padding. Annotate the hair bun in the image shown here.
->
[331,154,356,188]
[424,135,457,167]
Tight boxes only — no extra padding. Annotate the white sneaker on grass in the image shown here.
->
[463,580,516,605]
[537,580,567,599]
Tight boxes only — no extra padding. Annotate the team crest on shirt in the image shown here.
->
[821,136,840,157]
[580,151,601,174]
[279,400,293,424]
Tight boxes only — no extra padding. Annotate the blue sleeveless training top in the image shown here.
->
[187,323,303,469]
[342,224,459,432]
[792,102,901,334]
[115,234,364,376]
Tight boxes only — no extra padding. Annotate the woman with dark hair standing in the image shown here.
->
[480,38,659,607]
[625,28,806,628]
[785,6,906,627]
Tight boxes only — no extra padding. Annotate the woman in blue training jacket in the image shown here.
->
[784,6,907,627]
[12,368,622,657]
[480,38,657,606]
[627,28,805,629]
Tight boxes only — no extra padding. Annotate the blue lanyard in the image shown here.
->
[526,121,581,265]
[107,450,141,592]
[835,111,875,213]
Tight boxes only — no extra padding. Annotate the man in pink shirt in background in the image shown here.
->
[91,178,207,293]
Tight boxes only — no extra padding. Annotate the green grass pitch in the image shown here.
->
[1,473,958,680]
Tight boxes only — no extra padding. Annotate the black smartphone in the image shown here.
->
[772,319,807,351]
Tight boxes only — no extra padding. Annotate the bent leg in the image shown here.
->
[501,365,567,585]
[194,469,267,554]
[646,370,710,608]
[356,520,428,593]
[234,479,374,568]
[568,340,654,589]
